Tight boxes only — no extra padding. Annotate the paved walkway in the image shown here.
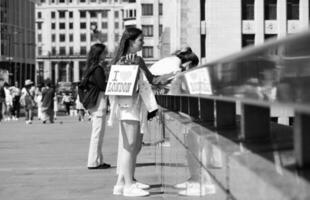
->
[0,116,162,200]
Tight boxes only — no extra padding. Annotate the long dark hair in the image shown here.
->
[174,47,199,67]
[86,43,106,70]
[111,27,142,65]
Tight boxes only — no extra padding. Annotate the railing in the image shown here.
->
[148,31,310,199]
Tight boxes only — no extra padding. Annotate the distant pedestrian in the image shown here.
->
[10,81,21,120]
[0,79,5,122]
[35,85,43,120]
[75,94,85,121]
[21,80,36,124]
[3,82,13,121]
[61,92,72,115]
[41,82,55,124]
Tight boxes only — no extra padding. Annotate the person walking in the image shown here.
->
[75,93,85,121]
[10,81,21,120]
[3,82,13,121]
[35,85,43,120]
[0,79,5,123]
[108,27,172,197]
[21,80,36,124]
[85,43,111,170]
[61,92,72,116]
[41,81,55,124]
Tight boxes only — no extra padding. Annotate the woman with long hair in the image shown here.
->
[108,27,170,197]
[85,43,111,170]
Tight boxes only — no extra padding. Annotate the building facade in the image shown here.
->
[117,0,164,64]
[0,0,36,86]
[161,0,310,64]
[35,0,127,84]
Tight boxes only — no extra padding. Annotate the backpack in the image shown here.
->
[78,66,100,109]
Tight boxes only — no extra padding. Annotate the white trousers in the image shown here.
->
[87,92,107,167]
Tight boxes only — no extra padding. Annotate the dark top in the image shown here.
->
[0,87,5,102]
[42,87,55,109]
[88,66,106,91]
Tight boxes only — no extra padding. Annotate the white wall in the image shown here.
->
[205,0,242,62]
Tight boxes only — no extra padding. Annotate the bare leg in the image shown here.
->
[116,120,140,187]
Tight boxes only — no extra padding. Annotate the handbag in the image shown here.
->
[78,66,100,109]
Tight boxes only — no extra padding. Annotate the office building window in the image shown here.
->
[51,0,55,2]
[90,11,97,18]
[52,34,56,42]
[265,34,277,40]
[38,47,42,55]
[80,33,86,42]
[159,3,163,16]
[51,47,56,55]
[142,25,153,37]
[80,22,86,29]
[200,0,206,20]
[37,12,42,19]
[142,46,153,58]
[90,0,97,2]
[102,22,108,29]
[59,47,66,55]
[242,34,255,47]
[90,22,97,29]
[69,23,73,29]
[59,23,66,29]
[115,11,119,18]
[69,34,73,42]
[41,0,46,3]
[115,22,119,29]
[159,24,163,37]
[51,11,55,19]
[102,11,108,18]
[91,34,96,42]
[51,23,56,29]
[201,35,206,57]
[80,0,86,3]
[265,0,277,20]
[142,4,153,16]
[37,23,42,30]
[69,47,74,55]
[100,0,107,2]
[242,0,254,20]
[115,33,119,42]
[80,11,86,18]
[69,11,73,18]
[102,33,108,41]
[59,11,66,18]
[38,34,42,42]
[59,34,66,42]
[59,0,65,3]
[287,0,299,20]
[80,46,87,55]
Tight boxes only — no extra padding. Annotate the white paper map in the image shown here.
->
[184,67,212,95]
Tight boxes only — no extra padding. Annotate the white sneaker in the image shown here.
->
[174,181,189,189]
[178,183,216,196]
[113,185,124,195]
[135,181,150,189]
[123,184,150,197]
